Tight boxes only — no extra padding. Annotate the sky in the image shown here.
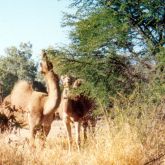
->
[0,0,72,59]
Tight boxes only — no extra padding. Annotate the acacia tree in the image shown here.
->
[64,0,164,56]
[48,0,164,105]
[0,42,37,96]
[62,0,165,74]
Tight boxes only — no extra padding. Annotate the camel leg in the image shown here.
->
[28,113,40,148]
[82,121,88,142]
[29,120,36,148]
[28,113,34,147]
[41,114,53,140]
[63,118,72,152]
[74,121,81,151]
[38,125,51,148]
[89,117,96,136]
[91,120,96,135]
[43,125,51,137]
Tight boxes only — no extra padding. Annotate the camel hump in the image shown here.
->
[10,80,33,110]
[12,80,33,93]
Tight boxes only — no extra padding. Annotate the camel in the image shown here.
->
[0,80,47,134]
[10,51,61,146]
[59,75,95,151]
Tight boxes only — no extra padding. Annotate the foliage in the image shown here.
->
[0,42,37,96]
[48,0,165,107]
[46,45,149,107]
[66,0,164,57]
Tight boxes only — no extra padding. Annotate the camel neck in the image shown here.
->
[62,87,70,99]
[42,70,61,115]
[45,70,59,95]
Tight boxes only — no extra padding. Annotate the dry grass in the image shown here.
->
[0,98,165,165]
[0,123,146,165]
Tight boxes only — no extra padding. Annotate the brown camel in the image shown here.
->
[59,75,95,151]
[10,51,61,146]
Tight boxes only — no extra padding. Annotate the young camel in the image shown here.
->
[59,75,95,151]
[10,51,61,146]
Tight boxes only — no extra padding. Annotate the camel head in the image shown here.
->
[40,50,53,74]
[61,75,73,88]
[72,79,84,88]
[61,75,84,88]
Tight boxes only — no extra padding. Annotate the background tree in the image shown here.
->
[64,0,164,57]
[0,42,37,96]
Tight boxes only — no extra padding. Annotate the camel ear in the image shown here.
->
[60,75,65,83]
[72,79,84,88]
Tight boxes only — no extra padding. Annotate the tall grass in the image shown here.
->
[0,123,146,165]
[0,90,165,165]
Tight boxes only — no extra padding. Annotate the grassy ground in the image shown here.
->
[0,98,165,165]
[0,123,145,165]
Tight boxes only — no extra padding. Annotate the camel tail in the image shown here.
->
[10,80,33,110]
